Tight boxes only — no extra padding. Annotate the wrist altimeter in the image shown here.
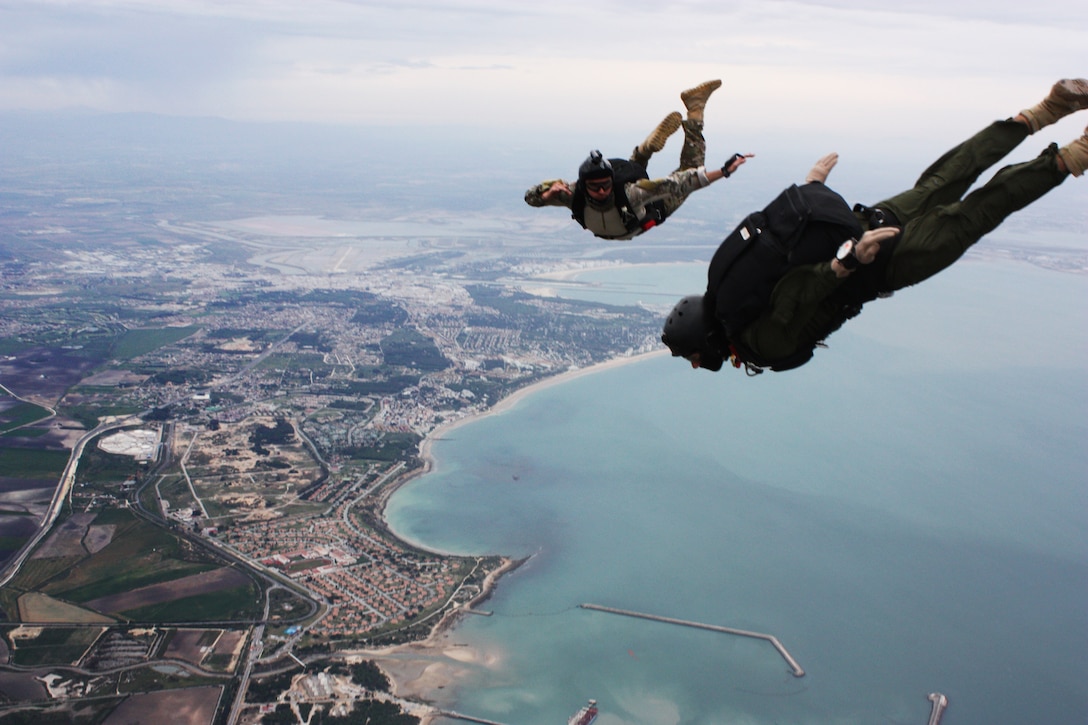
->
[721,153,744,178]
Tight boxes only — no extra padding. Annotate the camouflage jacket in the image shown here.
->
[524,166,712,240]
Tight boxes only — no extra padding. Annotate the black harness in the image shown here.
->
[571,158,668,234]
[704,183,899,373]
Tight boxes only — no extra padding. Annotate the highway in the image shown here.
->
[225,592,270,725]
[0,418,130,588]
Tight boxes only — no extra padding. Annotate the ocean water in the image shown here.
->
[386,257,1088,725]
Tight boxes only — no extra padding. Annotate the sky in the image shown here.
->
[1,0,1086,145]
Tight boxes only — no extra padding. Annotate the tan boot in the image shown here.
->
[1058,126,1088,177]
[1020,78,1088,133]
[680,79,722,123]
[636,111,682,157]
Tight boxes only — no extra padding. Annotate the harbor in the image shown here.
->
[580,603,805,677]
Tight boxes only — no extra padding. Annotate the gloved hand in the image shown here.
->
[720,153,754,177]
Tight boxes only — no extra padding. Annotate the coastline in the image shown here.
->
[369,349,666,719]
[417,348,668,476]
[356,557,526,724]
[519,260,701,302]
[530,259,699,283]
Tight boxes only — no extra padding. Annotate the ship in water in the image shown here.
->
[568,699,598,725]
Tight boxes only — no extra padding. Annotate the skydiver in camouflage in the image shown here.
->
[524,80,753,241]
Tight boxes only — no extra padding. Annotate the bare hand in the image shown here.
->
[855,226,900,264]
[707,154,755,183]
[725,153,755,175]
[541,181,570,200]
[806,153,838,184]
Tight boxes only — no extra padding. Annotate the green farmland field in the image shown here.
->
[8,509,261,624]
[111,327,200,360]
[0,400,53,434]
[0,448,69,480]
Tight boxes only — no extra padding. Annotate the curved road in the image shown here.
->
[0,418,130,588]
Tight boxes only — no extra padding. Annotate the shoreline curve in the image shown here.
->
[381,348,667,554]
[367,349,666,716]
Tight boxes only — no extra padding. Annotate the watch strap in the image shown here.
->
[837,239,860,270]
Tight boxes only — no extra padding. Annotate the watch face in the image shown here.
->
[837,240,853,260]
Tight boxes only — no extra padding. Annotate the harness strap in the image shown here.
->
[728,344,765,376]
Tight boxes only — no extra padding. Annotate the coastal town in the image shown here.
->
[0,181,665,724]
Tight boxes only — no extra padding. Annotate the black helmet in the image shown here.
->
[578,150,613,182]
[661,295,725,371]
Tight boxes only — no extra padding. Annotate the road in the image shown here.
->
[0,418,129,588]
[225,588,271,725]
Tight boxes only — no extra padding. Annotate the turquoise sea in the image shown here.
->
[386,257,1087,725]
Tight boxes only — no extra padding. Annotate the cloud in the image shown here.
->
[0,0,1084,140]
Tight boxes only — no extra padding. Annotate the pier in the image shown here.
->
[580,603,805,677]
[439,711,509,725]
[927,692,949,725]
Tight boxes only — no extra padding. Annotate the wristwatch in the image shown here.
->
[836,239,859,271]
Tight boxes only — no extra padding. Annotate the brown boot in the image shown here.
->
[1020,78,1088,133]
[631,111,682,166]
[641,111,682,155]
[1058,126,1088,177]
[680,79,722,123]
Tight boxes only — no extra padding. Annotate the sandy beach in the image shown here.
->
[418,348,667,469]
[519,260,698,301]
[365,636,500,724]
[531,260,696,283]
[352,558,522,723]
[368,350,666,719]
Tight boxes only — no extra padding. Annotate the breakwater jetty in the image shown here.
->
[580,603,805,677]
[439,711,508,725]
[927,692,949,725]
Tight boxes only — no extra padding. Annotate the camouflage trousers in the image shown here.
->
[629,119,706,174]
